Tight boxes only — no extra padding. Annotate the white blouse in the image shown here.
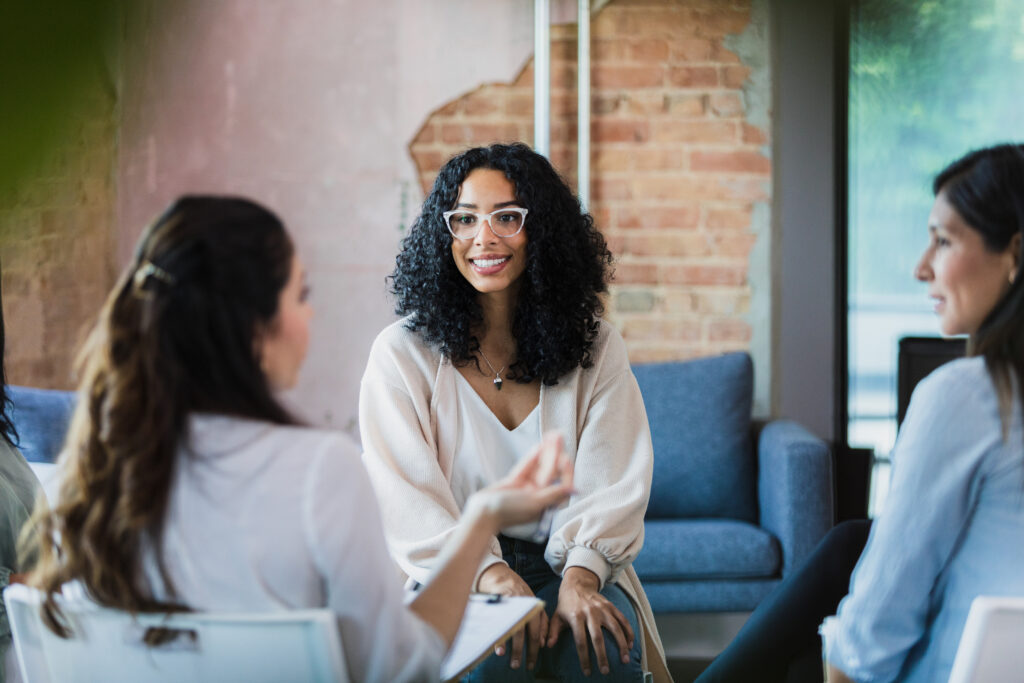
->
[144,414,446,683]
[450,371,541,541]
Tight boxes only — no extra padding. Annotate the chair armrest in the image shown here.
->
[757,420,833,577]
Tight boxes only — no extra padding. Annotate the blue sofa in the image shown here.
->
[632,352,833,613]
[8,353,832,617]
[8,386,75,463]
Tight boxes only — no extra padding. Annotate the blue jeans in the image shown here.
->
[462,536,644,682]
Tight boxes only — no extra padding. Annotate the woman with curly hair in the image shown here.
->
[360,143,670,682]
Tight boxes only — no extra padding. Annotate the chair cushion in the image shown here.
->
[633,352,755,520]
[633,519,780,581]
[8,385,76,463]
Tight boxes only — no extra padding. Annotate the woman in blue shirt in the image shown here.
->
[699,143,1024,683]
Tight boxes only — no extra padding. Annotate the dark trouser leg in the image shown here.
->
[695,520,873,683]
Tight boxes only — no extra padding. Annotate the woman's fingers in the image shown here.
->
[509,624,525,669]
[546,611,566,648]
[567,614,593,676]
[535,431,563,485]
[523,610,546,670]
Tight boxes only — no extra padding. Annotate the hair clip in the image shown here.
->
[132,261,177,294]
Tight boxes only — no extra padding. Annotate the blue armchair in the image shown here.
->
[632,352,833,613]
[8,385,75,463]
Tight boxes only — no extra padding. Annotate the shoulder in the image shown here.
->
[911,356,998,421]
[588,319,630,375]
[364,316,442,385]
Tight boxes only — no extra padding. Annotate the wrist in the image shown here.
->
[562,566,600,591]
[463,495,502,536]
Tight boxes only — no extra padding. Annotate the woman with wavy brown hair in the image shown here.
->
[20,195,573,682]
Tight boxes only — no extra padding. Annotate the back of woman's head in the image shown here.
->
[23,195,296,631]
[934,143,1024,426]
[392,142,613,384]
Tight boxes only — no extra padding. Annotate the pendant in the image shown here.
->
[493,376,503,390]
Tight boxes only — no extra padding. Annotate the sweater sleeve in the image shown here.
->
[821,360,1001,682]
[304,436,446,683]
[545,325,654,587]
[359,325,504,586]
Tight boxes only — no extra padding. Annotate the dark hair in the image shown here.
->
[934,143,1024,430]
[0,270,18,447]
[23,195,297,634]
[390,143,613,385]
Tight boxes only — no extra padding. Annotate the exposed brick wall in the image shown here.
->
[0,88,118,389]
[409,0,770,363]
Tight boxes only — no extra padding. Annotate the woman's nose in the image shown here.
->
[913,251,932,282]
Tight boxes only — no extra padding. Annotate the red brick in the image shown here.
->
[671,38,713,62]
[627,39,670,63]
[742,123,768,145]
[666,94,706,117]
[592,119,650,143]
[412,122,436,145]
[709,318,752,343]
[612,262,659,285]
[691,149,770,174]
[593,93,624,115]
[551,64,577,89]
[722,65,751,88]
[663,264,747,286]
[709,91,745,117]
[711,41,742,64]
[617,205,699,230]
[653,120,737,144]
[628,345,701,364]
[617,8,701,38]
[593,40,627,61]
[625,232,711,257]
[507,91,533,116]
[706,206,753,230]
[698,8,751,36]
[713,231,759,257]
[717,177,770,201]
[633,148,684,172]
[514,64,533,86]
[622,318,702,342]
[441,124,467,144]
[410,149,444,173]
[437,100,460,116]
[668,66,719,88]
[626,92,669,116]
[550,39,579,62]
[590,177,632,201]
[463,91,502,116]
[593,66,665,89]
[593,148,634,172]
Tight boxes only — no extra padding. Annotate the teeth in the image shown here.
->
[472,257,509,268]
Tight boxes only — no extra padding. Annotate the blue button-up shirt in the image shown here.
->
[822,357,1024,682]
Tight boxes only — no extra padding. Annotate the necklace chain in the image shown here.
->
[478,350,506,391]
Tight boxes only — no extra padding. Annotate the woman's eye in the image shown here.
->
[455,214,477,225]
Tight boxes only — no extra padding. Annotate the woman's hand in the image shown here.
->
[547,566,635,676]
[478,563,548,670]
[468,431,574,531]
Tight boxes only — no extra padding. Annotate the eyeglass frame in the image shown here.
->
[442,207,529,240]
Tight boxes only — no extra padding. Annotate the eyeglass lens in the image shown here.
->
[447,210,524,239]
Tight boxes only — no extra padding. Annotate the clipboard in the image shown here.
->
[440,595,545,682]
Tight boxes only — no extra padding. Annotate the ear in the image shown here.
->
[1009,232,1022,283]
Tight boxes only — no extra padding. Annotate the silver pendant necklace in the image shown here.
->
[477,350,506,391]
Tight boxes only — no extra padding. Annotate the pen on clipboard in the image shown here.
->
[469,593,505,603]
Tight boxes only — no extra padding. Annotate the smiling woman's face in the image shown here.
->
[449,168,529,297]
[914,190,1018,336]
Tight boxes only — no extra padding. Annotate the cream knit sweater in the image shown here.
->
[359,317,671,681]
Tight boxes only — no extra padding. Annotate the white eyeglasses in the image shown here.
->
[442,207,528,240]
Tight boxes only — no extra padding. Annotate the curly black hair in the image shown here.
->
[390,142,614,385]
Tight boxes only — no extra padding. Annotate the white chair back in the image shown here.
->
[3,584,348,683]
[948,595,1024,683]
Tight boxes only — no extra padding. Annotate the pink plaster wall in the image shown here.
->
[117,1,575,435]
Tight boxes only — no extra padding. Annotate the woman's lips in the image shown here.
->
[470,256,510,274]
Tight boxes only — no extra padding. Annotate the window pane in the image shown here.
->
[848,0,1024,510]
